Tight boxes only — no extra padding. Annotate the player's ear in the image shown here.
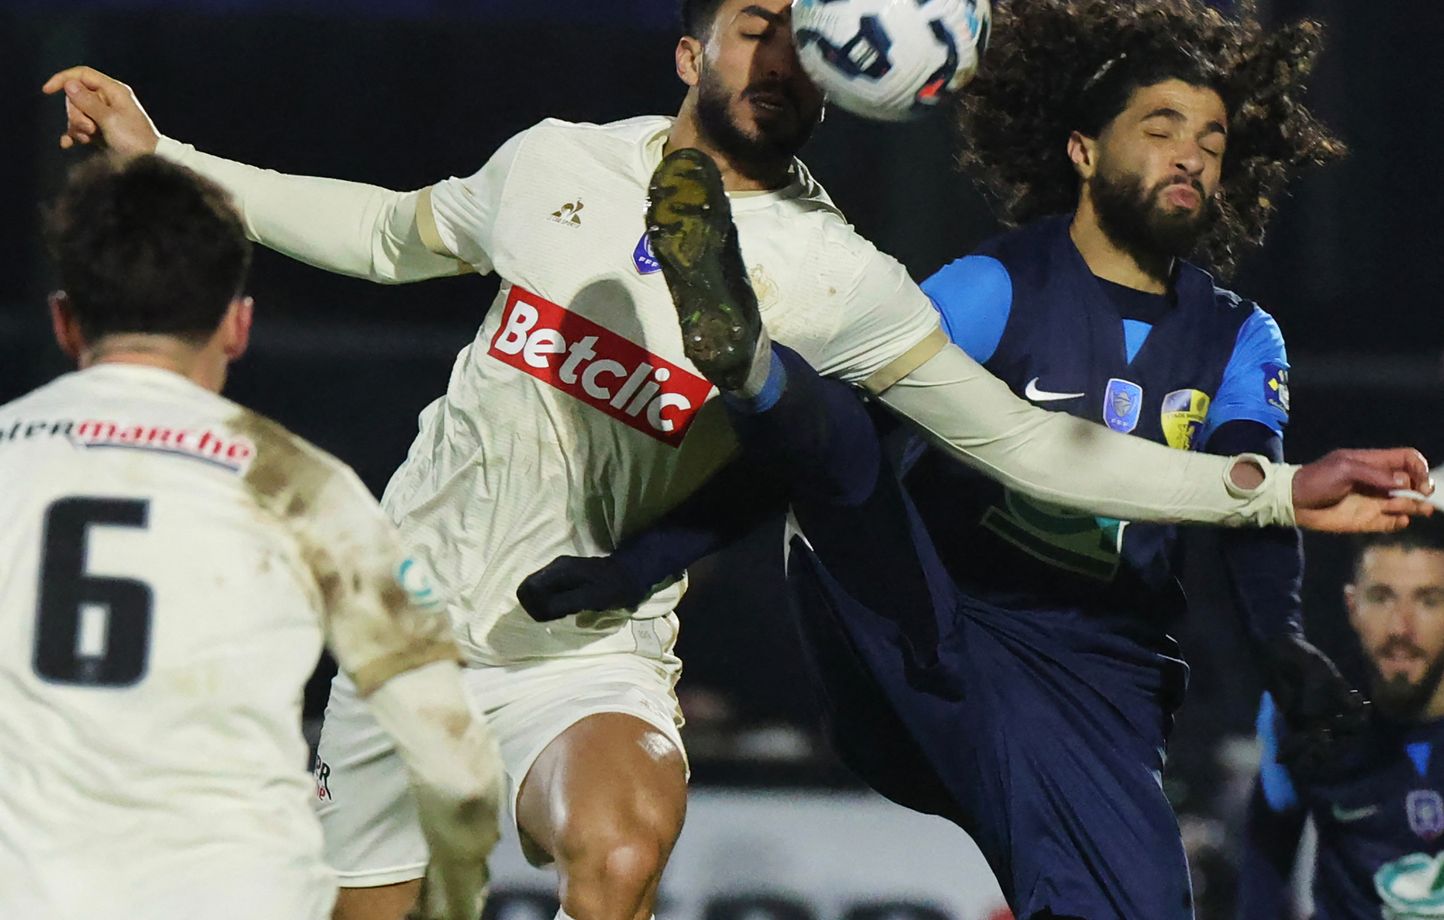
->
[220,295,254,362]
[1343,583,1359,622]
[677,35,704,87]
[48,291,86,363]
[1068,130,1098,181]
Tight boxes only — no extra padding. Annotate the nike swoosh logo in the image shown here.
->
[1024,378,1085,403]
[1331,803,1380,823]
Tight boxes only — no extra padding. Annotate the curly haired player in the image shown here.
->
[519,2,1397,917]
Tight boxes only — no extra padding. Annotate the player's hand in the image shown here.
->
[41,66,160,158]
[1263,633,1369,779]
[407,858,490,920]
[517,554,648,622]
[1292,448,1433,532]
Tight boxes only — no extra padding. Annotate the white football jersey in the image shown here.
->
[386,115,941,665]
[0,364,457,919]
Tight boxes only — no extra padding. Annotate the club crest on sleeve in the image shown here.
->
[1263,362,1291,414]
[1103,378,1143,434]
[1160,389,1211,451]
[633,232,661,275]
[1407,789,1444,841]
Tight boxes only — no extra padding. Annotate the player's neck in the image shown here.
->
[666,113,791,193]
[1069,208,1172,295]
[82,334,226,393]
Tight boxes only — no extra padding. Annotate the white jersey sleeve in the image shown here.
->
[878,345,1298,527]
[154,137,472,284]
[419,130,527,274]
[818,238,948,390]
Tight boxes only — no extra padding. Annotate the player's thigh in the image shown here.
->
[956,617,1191,919]
[515,710,688,865]
[331,881,421,920]
[467,653,688,869]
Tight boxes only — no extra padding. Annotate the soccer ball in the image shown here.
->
[791,0,992,122]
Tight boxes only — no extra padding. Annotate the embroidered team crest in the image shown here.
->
[1407,789,1444,841]
[633,232,661,275]
[1160,389,1212,451]
[1263,362,1290,414]
[1103,379,1143,434]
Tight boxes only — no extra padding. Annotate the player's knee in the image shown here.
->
[555,823,668,920]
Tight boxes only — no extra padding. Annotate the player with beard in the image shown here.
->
[45,1,1433,919]
[1240,520,1444,919]
[517,1,1388,917]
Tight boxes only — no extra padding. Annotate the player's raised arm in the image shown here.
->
[42,66,473,285]
[264,438,503,920]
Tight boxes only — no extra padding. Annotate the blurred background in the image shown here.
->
[4,0,1443,916]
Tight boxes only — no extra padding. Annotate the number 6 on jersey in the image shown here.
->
[33,496,153,689]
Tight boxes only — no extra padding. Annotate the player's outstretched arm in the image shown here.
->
[274,445,502,920]
[876,344,1431,532]
[367,663,502,920]
[42,66,468,285]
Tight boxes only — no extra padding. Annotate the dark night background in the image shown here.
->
[2,0,1441,913]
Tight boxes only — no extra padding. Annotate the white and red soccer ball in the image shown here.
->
[791,0,992,122]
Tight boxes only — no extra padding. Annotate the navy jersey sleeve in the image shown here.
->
[1237,693,1309,918]
[1200,306,1290,443]
[920,255,1014,363]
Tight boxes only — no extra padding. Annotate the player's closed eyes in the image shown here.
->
[1364,586,1397,605]
[1417,588,1444,608]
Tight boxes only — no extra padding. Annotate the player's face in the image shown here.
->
[693,0,826,172]
[1347,546,1444,718]
[1089,80,1228,259]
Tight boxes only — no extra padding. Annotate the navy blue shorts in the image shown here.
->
[770,377,1193,920]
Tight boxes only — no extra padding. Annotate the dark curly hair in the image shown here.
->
[954,0,1344,276]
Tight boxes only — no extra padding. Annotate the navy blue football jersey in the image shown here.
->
[910,215,1289,632]
[1253,693,1444,917]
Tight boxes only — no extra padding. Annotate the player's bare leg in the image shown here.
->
[516,713,688,920]
[332,882,421,920]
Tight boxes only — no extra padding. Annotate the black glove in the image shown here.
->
[1263,633,1369,778]
[517,555,650,623]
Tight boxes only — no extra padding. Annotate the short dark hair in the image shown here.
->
[1351,519,1444,582]
[44,154,252,344]
[679,0,728,38]
[953,0,1345,278]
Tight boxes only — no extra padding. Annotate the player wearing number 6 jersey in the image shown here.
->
[0,156,501,920]
[40,2,1431,918]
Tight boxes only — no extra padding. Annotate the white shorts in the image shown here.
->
[313,652,686,886]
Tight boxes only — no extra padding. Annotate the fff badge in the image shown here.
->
[633,232,661,275]
[1407,789,1444,841]
[1160,389,1212,451]
[1103,378,1143,434]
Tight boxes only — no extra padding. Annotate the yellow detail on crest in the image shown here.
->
[1160,389,1211,451]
